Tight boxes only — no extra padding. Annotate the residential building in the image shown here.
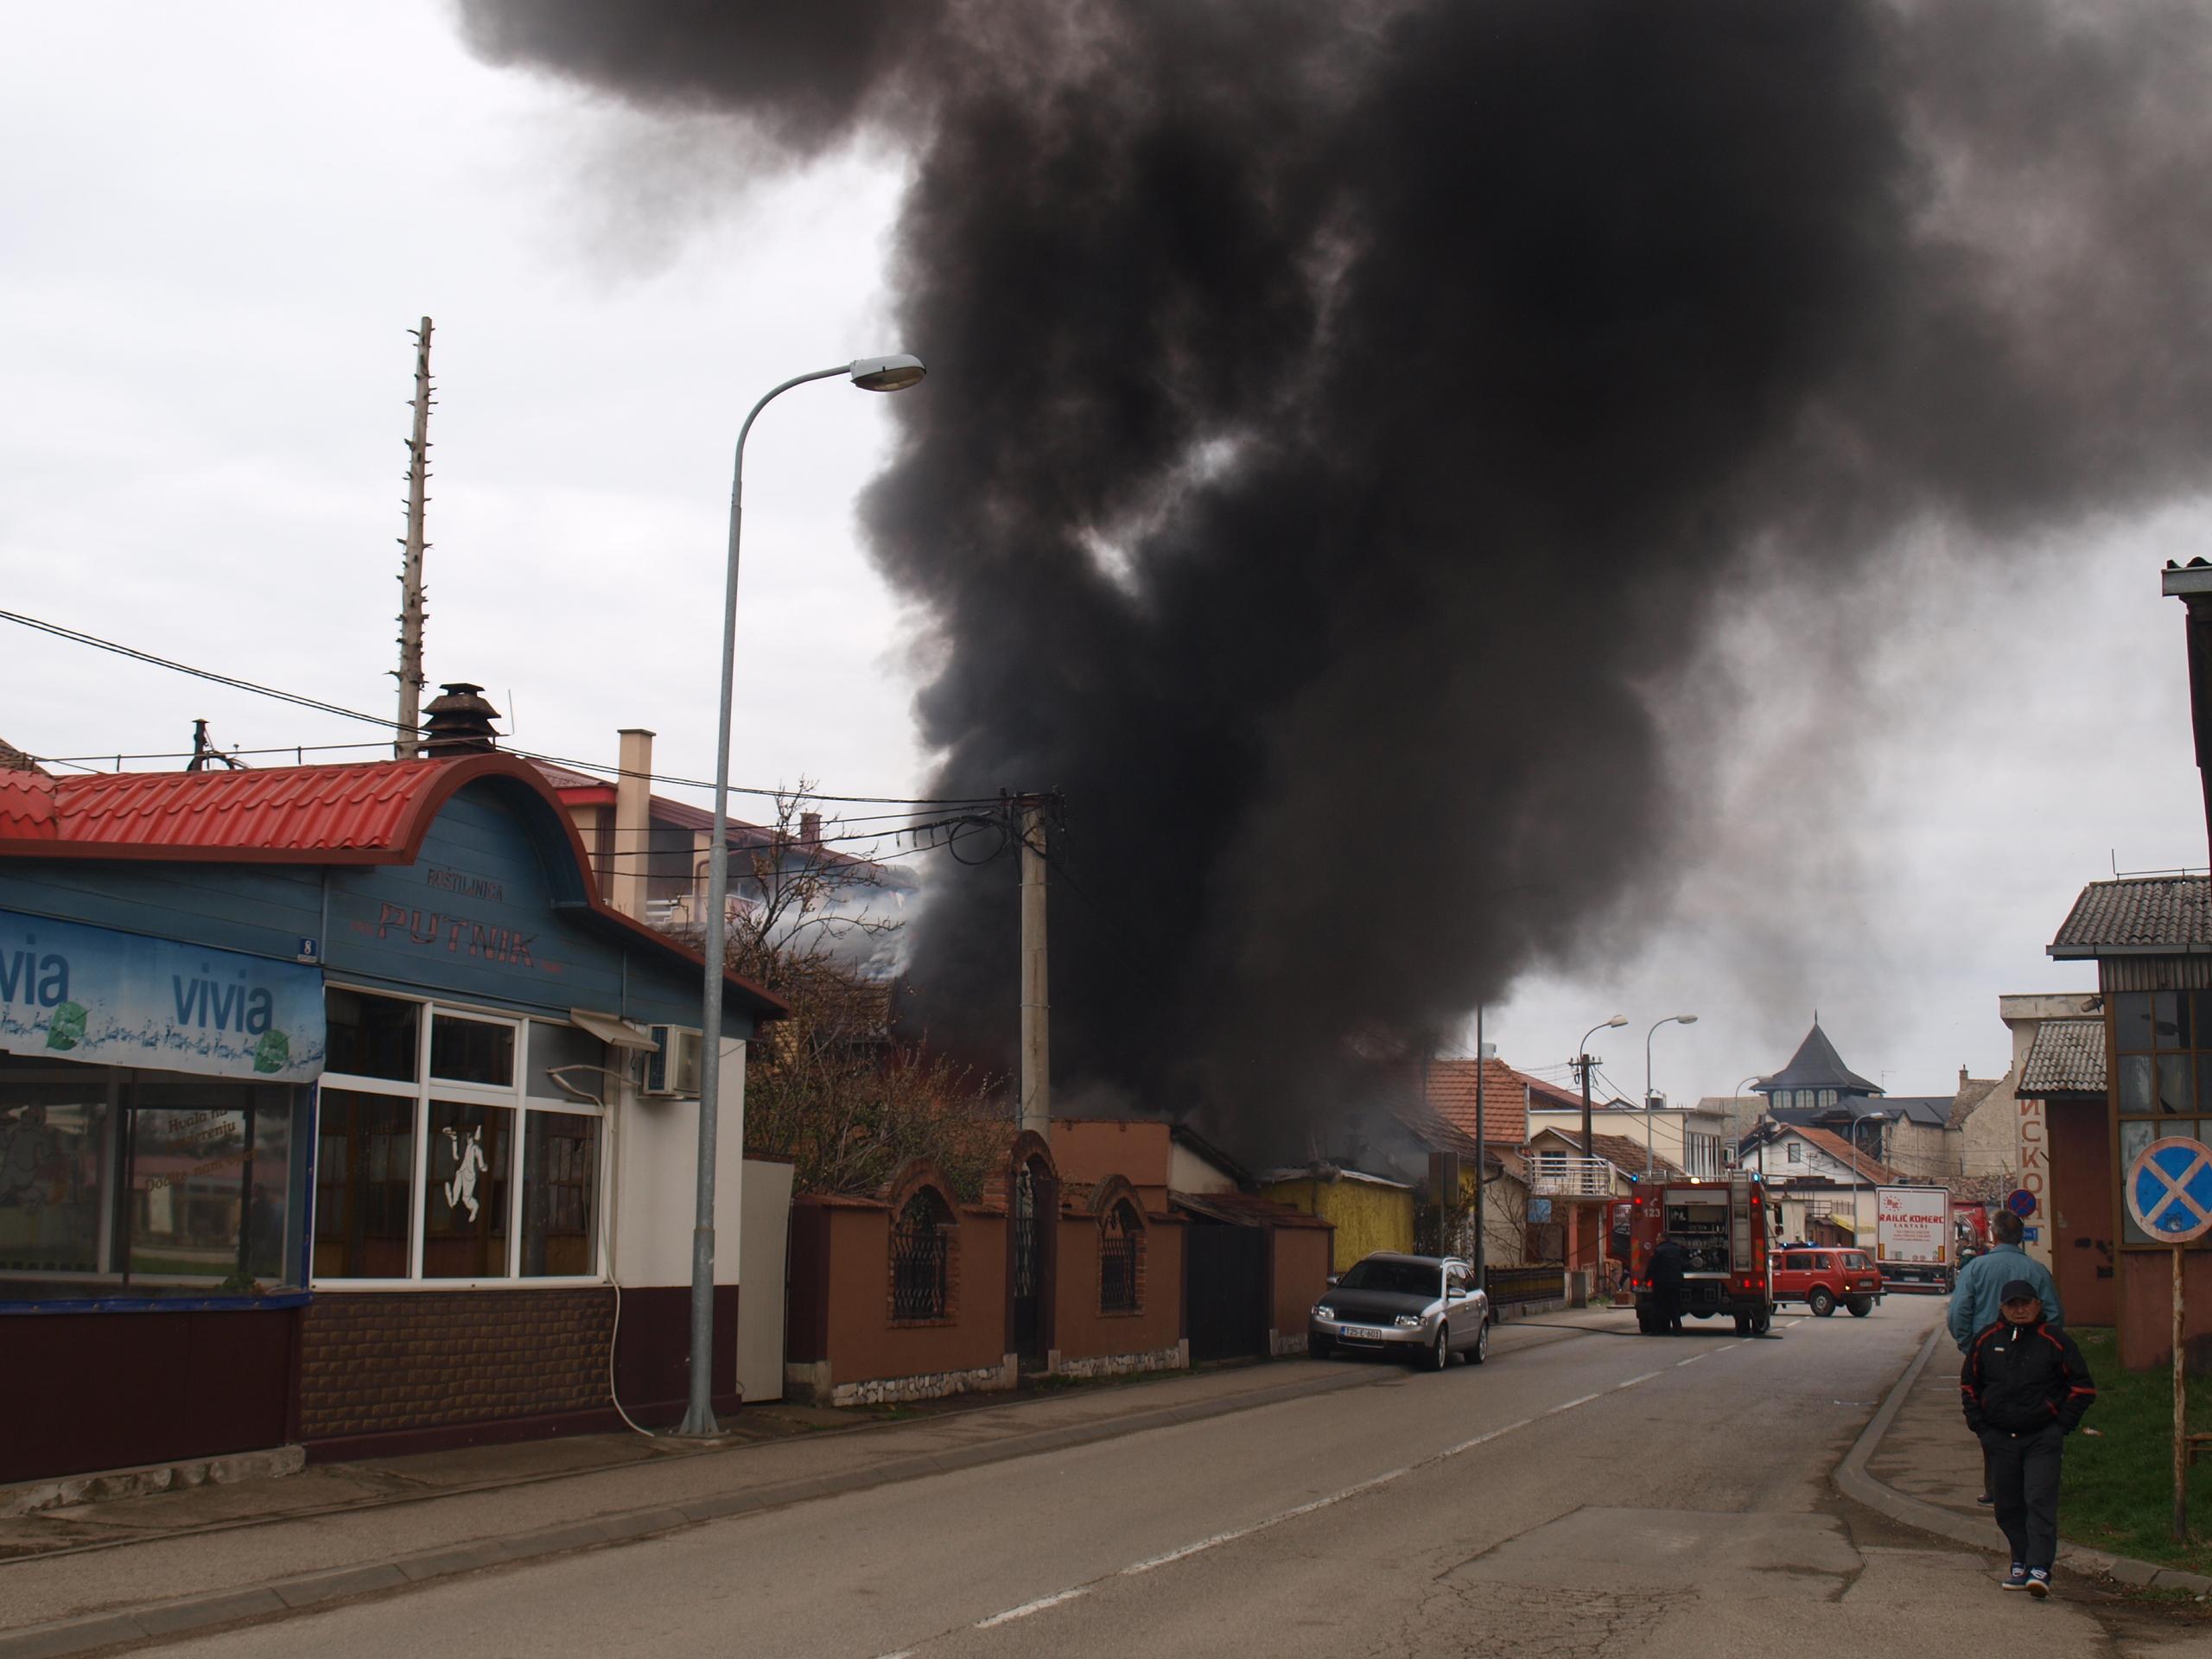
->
[1526,1096,1731,1179]
[1738,1122,1909,1246]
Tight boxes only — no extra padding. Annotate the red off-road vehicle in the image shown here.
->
[1768,1247,1881,1318]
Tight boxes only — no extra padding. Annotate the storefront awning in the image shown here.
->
[569,1007,658,1051]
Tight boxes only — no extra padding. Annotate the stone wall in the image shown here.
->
[793,1356,1018,1408]
[1053,1341,1187,1380]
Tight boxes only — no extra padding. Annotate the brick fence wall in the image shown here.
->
[298,1289,613,1440]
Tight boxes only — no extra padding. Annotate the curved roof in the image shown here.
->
[1760,1022,1881,1097]
[0,753,785,1020]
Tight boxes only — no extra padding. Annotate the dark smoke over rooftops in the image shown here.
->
[462,0,2212,1158]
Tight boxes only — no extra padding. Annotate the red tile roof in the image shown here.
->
[0,753,785,1017]
[1415,1058,1540,1146]
[0,758,517,862]
[1790,1125,1904,1185]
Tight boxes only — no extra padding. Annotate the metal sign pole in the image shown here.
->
[2178,1243,2190,1542]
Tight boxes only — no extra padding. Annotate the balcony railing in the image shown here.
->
[1528,1156,1613,1198]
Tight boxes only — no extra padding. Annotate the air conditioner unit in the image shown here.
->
[643,1027,703,1098]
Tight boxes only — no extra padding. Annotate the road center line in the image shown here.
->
[976,1587,1089,1628]
[963,1361,1690,1636]
[1675,1352,1706,1366]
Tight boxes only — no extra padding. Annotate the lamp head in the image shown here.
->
[849,353,926,392]
[1675,1014,1699,1027]
[1605,1014,1629,1029]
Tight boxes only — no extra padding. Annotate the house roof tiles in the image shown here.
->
[1789,1124,1904,1185]
[2050,877,2212,956]
[2018,1018,2107,1096]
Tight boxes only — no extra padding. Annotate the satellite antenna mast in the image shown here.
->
[393,316,435,759]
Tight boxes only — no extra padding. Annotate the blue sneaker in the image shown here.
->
[2026,1568,2051,1599]
[2000,1564,2030,1591]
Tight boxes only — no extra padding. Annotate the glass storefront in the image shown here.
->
[0,1053,308,1301]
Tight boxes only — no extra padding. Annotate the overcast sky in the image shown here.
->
[3,4,2205,1116]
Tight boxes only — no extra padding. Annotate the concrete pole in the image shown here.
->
[394,317,433,760]
[1019,796,1050,1141]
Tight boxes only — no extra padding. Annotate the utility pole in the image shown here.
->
[1017,794,1051,1141]
[1579,1050,1594,1157]
[1473,1006,1487,1293]
[393,316,434,760]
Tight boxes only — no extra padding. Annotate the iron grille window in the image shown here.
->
[891,1190,951,1319]
[1100,1201,1141,1313]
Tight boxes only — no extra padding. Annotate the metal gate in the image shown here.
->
[1184,1222,1266,1363]
[1011,1161,1046,1368]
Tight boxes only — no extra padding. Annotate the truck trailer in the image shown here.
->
[1875,1184,1953,1292]
[1618,1172,1777,1337]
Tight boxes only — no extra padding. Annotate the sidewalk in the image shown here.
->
[1836,1322,2212,1597]
[0,1306,1636,1656]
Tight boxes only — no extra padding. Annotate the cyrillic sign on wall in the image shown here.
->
[0,908,325,1082]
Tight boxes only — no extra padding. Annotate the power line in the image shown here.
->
[2,607,1015,807]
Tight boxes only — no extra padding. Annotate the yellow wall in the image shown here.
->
[1262,1178,1415,1272]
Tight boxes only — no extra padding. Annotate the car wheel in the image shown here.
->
[1808,1287,1835,1318]
[1468,1318,1489,1366]
[1427,1328,1450,1371]
[1311,1335,1335,1360]
[1847,1298,1872,1318]
[1751,1311,1772,1336]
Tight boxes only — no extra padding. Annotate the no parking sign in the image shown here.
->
[2126,1137,2212,1243]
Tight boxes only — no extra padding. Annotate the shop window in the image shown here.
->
[1,1054,305,1302]
[326,988,420,1083]
[316,994,606,1285]
[429,1014,515,1088]
[1100,1200,1142,1313]
[521,1110,599,1276]
[422,1101,513,1278]
[891,1188,952,1320]
[315,1089,415,1278]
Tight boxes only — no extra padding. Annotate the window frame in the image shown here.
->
[313,988,608,1290]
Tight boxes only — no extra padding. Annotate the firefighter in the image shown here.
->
[1961,1280,2095,1598]
[1648,1236,1689,1333]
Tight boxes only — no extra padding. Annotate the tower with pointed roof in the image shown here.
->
[1756,1020,1884,1116]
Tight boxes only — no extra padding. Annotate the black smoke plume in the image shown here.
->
[461,0,2212,1158]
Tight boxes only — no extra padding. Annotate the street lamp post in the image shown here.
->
[1735,1072,1766,1179]
[679,353,926,1440]
[1577,1015,1629,1160]
[1643,1014,1698,1178]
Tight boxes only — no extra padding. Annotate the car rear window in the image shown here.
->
[1841,1252,1871,1268]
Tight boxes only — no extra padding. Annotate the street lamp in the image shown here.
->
[1735,1072,1767,1179]
[1643,1014,1698,1178]
[1848,1110,1890,1254]
[1578,1015,1629,1160]
[680,353,927,1439]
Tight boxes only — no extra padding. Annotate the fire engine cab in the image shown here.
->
[1609,1172,1777,1338]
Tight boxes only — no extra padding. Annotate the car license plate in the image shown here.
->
[1345,1325,1395,1340]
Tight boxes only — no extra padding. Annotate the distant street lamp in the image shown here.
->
[1644,1014,1698,1178]
[680,353,927,1440]
[1578,1015,1629,1160]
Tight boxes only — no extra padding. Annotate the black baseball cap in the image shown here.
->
[2000,1279,2041,1304]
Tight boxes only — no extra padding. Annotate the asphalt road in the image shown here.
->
[144,1296,2210,1657]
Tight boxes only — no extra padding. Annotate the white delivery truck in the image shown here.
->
[1876,1185,1952,1293]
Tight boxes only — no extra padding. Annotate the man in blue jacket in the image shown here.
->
[1948,1208,2063,1503]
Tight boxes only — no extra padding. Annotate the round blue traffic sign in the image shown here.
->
[2005,1188,2037,1219]
[2126,1137,2212,1243]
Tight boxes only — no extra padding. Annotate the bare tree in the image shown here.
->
[680,788,1001,1199]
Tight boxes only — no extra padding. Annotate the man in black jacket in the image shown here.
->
[1648,1237,1688,1333]
[1961,1279,2096,1597]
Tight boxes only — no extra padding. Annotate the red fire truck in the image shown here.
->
[1608,1172,1778,1337]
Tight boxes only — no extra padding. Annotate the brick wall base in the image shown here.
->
[298,1289,613,1441]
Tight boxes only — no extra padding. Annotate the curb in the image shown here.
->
[1832,1324,2212,1597]
[0,1361,1405,1657]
